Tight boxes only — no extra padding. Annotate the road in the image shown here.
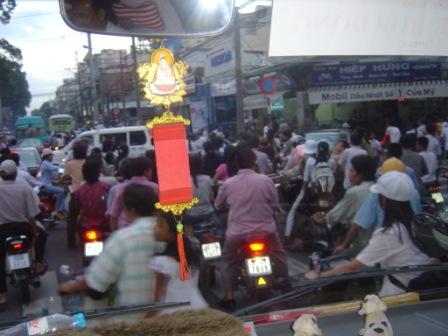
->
[0,220,311,328]
[0,221,83,326]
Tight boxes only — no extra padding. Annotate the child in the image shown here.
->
[150,212,208,314]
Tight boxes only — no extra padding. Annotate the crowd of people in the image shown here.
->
[0,117,446,311]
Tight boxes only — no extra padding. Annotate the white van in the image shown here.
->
[53,126,153,166]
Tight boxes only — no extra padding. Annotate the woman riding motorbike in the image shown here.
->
[305,171,430,297]
[40,148,66,220]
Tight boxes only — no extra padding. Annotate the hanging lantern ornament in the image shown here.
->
[138,45,197,281]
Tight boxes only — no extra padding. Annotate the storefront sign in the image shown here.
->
[308,81,448,104]
[310,62,441,86]
[205,43,236,78]
[210,78,236,97]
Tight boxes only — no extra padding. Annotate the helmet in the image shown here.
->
[411,213,448,258]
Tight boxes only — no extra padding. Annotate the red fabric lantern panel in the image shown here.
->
[152,123,193,206]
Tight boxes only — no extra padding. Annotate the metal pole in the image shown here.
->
[132,37,142,124]
[87,33,98,122]
[234,10,245,134]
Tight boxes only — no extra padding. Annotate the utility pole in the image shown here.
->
[234,10,245,134]
[87,33,98,122]
[119,50,126,119]
[132,37,142,124]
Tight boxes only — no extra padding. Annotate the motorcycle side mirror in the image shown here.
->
[59,0,235,37]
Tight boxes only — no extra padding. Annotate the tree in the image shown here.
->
[0,0,16,24]
[0,38,31,117]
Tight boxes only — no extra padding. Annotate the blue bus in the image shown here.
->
[15,116,48,142]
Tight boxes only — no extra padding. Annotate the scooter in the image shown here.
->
[194,220,222,288]
[237,236,274,299]
[79,227,106,267]
[5,234,40,303]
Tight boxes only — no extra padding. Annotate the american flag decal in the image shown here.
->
[113,1,165,31]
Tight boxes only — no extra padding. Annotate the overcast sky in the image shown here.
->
[2,0,132,112]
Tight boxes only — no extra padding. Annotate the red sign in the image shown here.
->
[258,76,276,95]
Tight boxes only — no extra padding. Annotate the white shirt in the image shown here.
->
[356,223,429,297]
[420,151,438,183]
[149,255,208,314]
[417,125,427,137]
[386,126,401,143]
[426,134,442,157]
[339,146,367,190]
[370,139,382,157]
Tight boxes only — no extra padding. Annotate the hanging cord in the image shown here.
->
[174,214,190,281]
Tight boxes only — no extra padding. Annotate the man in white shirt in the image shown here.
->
[425,123,442,158]
[339,132,367,190]
[417,136,438,184]
[385,123,401,144]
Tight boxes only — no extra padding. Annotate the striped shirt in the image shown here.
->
[85,217,163,306]
[113,1,164,31]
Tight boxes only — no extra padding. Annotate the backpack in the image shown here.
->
[311,160,336,195]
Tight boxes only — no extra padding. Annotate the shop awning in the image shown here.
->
[307,80,448,105]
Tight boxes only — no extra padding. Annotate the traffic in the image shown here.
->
[0,1,448,336]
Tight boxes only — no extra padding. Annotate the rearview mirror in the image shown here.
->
[59,0,235,37]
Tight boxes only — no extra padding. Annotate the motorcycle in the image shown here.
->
[237,236,274,299]
[79,227,105,267]
[194,220,222,288]
[5,234,40,303]
[37,187,56,228]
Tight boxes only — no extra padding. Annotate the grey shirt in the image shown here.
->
[0,181,40,225]
[253,149,273,175]
[401,149,428,180]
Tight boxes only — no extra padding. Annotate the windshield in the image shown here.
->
[1,0,448,332]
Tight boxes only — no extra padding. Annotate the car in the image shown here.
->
[17,138,45,154]
[305,129,347,152]
[13,147,41,177]
[52,126,154,166]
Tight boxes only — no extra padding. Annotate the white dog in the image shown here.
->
[292,314,323,336]
[358,295,393,336]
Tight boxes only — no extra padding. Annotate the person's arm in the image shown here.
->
[59,276,88,294]
[153,272,167,303]
[212,172,220,185]
[420,156,428,176]
[321,259,365,277]
[214,183,227,210]
[109,188,123,231]
[333,224,360,255]
[325,190,355,226]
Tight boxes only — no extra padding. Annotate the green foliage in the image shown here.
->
[0,38,31,116]
[0,0,16,24]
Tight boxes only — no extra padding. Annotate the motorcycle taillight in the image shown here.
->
[432,185,441,192]
[84,230,99,242]
[12,242,23,251]
[248,242,267,255]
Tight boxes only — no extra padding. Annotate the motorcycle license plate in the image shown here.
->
[201,242,221,260]
[245,256,272,276]
[432,192,444,204]
[8,253,30,270]
[84,242,103,257]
